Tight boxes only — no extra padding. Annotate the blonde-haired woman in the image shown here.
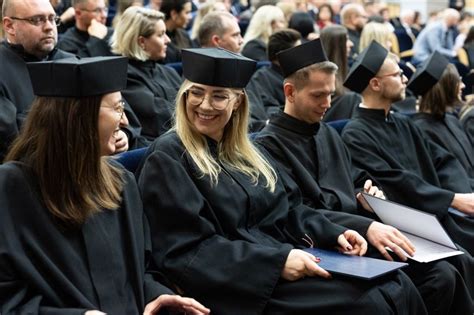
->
[134,48,418,314]
[241,5,286,61]
[111,6,182,146]
[359,21,395,53]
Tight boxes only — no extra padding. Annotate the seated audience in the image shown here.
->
[111,6,182,147]
[190,0,227,43]
[412,8,460,65]
[241,5,286,61]
[57,0,114,57]
[255,39,474,315]
[340,3,368,62]
[315,3,334,30]
[0,56,209,315]
[0,0,74,161]
[138,47,428,315]
[342,41,474,257]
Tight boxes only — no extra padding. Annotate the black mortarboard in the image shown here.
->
[344,41,388,93]
[277,38,328,78]
[182,48,256,88]
[406,51,449,96]
[27,56,128,97]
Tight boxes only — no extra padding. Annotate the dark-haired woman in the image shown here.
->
[0,56,209,315]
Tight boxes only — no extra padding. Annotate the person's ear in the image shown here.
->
[170,9,178,21]
[369,77,381,92]
[283,81,296,103]
[232,92,243,110]
[138,35,146,50]
[3,18,15,37]
[211,34,221,47]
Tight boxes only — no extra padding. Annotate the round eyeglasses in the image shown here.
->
[185,88,241,110]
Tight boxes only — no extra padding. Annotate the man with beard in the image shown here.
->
[0,0,74,161]
[342,41,474,256]
[256,39,474,314]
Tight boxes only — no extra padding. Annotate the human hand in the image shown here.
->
[114,130,129,154]
[336,230,367,256]
[143,294,210,315]
[356,179,385,212]
[451,193,474,216]
[281,249,331,281]
[84,311,106,315]
[88,19,108,39]
[366,221,415,261]
[60,7,76,23]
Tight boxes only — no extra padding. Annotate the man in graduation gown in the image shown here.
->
[256,38,474,314]
[139,47,428,315]
[341,41,474,256]
[57,0,113,57]
[0,0,74,161]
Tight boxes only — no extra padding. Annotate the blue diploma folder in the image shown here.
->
[303,248,408,280]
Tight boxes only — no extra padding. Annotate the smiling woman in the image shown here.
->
[0,56,209,315]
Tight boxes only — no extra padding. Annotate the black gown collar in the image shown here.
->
[354,107,392,122]
[128,58,157,68]
[270,111,320,136]
[4,41,57,62]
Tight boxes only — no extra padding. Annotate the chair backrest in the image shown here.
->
[115,147,149,173]
[166,62,183,76]
[327,119,349,134]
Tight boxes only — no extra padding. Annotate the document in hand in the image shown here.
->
[362,193,464,263]
[303,248,407,280]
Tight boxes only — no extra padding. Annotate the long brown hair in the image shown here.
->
[320,25,349,96]
[419,64,462,119]
[5,96,124,226]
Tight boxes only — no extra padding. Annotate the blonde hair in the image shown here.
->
[174,80,277,191]
[359,21,392,52]
[110,6,165,61]
[243,5,285,46]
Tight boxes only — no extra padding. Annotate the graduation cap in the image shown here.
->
[406,51,449,96]
[27,56,128,97]
[277,38,328,78]
[182,48,256,88]
[344,41,388,93]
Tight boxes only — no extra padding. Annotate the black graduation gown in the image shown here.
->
[162,29,195,64]
[241,39,267,61]
[322,91,361,122]
[341,107,474,255]
[256,112,474,314]
[0,162,173,314]
[57,26,113,57]
[122,59,182,146]
[413,112,474,186]
[460,105,474,146]
[0,42,74,161]
[246,63,285,118]
[138,131,427,315]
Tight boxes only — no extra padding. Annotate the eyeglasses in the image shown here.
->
[101,99,126,120]
[9,15,61,26]
[185,88,241,110]
[79,6,108,14]
[376,69,404,79]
